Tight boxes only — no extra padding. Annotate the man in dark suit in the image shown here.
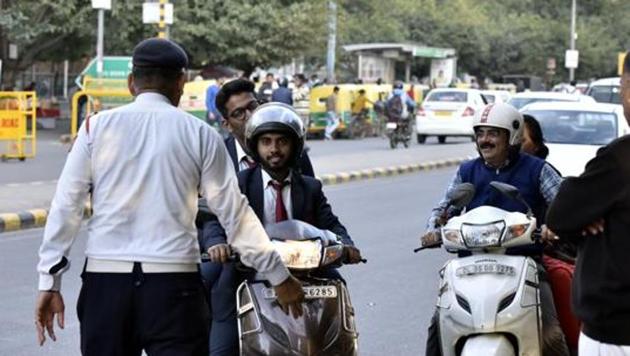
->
[215,78,314,176]
[201,103,363,355]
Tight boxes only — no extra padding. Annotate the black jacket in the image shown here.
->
[200,165,352,251]
[547,135,630,345]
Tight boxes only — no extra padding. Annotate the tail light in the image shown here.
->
[462,107,475,117]
[417,107,426,117]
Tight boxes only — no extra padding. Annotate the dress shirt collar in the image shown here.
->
[134,92,174,105]
[235,139,251,164]
[262,169,292,188]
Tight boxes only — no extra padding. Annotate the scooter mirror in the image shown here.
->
[490,181,533,217]
[447,183,476,209]
[489,181,519,198]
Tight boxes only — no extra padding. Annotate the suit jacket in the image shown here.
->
[199,165,352,251]
[224,135,315,177]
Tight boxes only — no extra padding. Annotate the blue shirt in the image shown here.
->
[205,84,221,118]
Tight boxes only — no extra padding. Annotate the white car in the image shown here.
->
[507,91,595,110]
[481,90,512,104]
[521,102,629,176]
[586,77,621,104]
[415,88,487,144]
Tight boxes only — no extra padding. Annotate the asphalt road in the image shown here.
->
[0,120,475,213]
[0,168,456,355]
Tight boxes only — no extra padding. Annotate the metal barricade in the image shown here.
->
[0,91,37,161]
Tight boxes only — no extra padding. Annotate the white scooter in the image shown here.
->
[419,182,543,356]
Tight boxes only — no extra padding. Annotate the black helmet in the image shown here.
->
[245,103,305,166]
[393,80,404,90]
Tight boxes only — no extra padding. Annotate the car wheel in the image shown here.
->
[417,134,427,144]
[438,135,447,144]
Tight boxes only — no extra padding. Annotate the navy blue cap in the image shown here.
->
[132,38,188,70]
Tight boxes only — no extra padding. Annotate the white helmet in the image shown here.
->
[472,103,523,145]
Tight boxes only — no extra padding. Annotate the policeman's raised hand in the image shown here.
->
[207,244,231,263]
[343,245,364,264]
[35,291,65,346]
[420,230,442,248]
[274,275,304,318]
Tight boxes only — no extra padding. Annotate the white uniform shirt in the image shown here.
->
[37,93,289,290]
[262,170,293,226]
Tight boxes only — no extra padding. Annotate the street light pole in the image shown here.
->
[326,0,337,83]
[97,8,104,76]
[569,0,576,81]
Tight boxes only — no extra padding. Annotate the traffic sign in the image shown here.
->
[565,50,579,69]
[75,56,132,87]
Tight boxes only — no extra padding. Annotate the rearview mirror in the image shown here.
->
[489,181,533,217]
[447,183,476,209]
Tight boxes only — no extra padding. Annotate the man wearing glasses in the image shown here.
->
[198,78,315,354]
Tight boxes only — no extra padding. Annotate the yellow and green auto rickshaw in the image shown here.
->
[308,84,354,138]
[178,79,217,123]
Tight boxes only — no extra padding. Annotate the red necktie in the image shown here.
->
[270,180,288,222]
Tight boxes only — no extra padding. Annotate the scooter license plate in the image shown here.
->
[386,122,397,129]
[263,286,338,299]
[456,263,515,277]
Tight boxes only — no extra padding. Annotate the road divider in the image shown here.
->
[0,156,472,233]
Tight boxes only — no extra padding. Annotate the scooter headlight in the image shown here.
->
[504,223,530,243]
[442,229,462,244]
[271,239,323,269]
[461,221,506,248]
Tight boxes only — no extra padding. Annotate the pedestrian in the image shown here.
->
[324,86,340,140]
[202,103,363,354]
[546,51,630,355]
[205,76,227,128]
[34,38,305,355]
[257,73,275,103]
[271,78,293,105]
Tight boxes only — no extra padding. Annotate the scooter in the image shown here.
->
[417,182,543,356]
[236,220,363,356]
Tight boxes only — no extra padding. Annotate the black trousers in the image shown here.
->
[77,262,210,356]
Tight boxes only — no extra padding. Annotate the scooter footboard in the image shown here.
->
[236,278,358,356]
[461,334,515,356]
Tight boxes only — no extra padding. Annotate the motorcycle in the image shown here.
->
[386,116,414,149]
[235,220,363,356]
[417,182,544,356]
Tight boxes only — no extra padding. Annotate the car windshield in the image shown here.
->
[427,91,467,103]
[483,94,496,103]
[508,97,572,110]
[526,110,618,145]
[587,85,621,104]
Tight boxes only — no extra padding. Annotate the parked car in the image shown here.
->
[521,102,629,176]
[415,88,487,144]
[508,91,596,110]
[586,77,621,104]
[481,90,512,104]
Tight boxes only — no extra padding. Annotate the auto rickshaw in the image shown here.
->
[179,79,216,120]
[307,84,356,139]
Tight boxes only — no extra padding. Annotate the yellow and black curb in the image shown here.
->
[317,156,471,186]
[0,203,93,234]
[0,157,471,233]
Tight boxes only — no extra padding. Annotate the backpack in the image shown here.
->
[386,95,408,121]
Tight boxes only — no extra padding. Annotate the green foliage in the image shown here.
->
[0,0,627,86]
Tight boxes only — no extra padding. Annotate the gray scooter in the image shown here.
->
[235,220,364,356]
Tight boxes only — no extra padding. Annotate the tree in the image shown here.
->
[0,0,94,88]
